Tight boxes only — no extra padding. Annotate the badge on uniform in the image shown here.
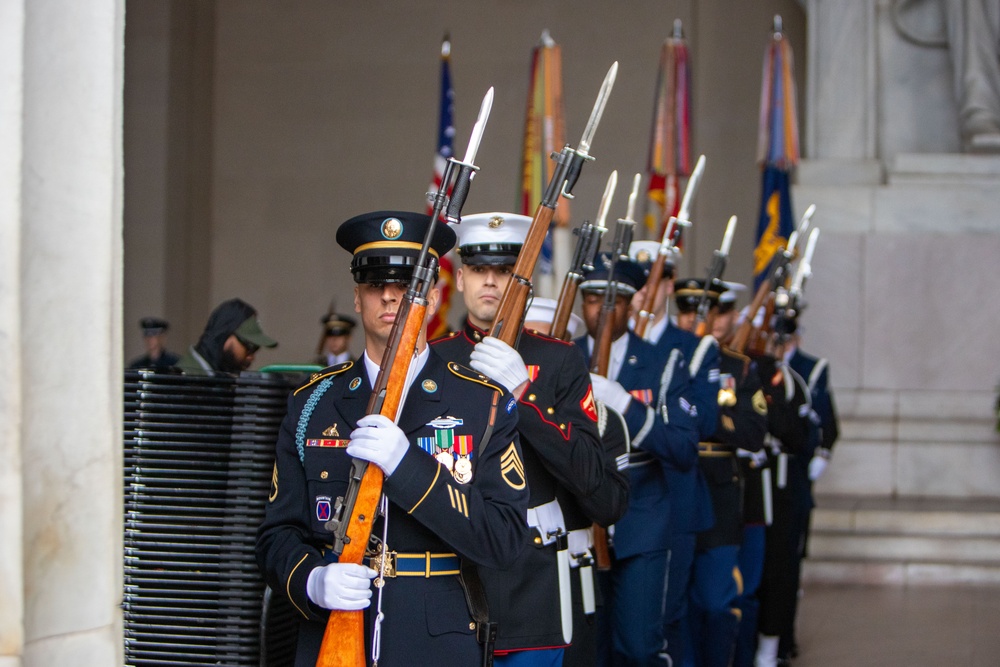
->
[628,388,653,406]
[420,417,474,484]
[717,374,737,407]
[306,438,349,448]
[580,386,598,421]
[526,365,540,382]
[315,495,332,521]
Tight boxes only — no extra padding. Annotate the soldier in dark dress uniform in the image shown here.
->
[573,258,699,667]
[127,317,181,371]
[256,211,531,667]
[628,243,721,667]
[430,212,629,667]
[674,280,768,667]
[315,310,356,366]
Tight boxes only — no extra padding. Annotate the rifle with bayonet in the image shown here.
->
[730,204,814,355]
[550,170,617,341]
[773,226,819,344]
[316,87,494,667]
[589,173,640,571]
[489,62,618,344]
[694,215,737,338]
[633,154,706,339]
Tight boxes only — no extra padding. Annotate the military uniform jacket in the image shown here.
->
[652,324,718,535]
[697,349,768,550]
[255,348,530,666]
[789,348,839,452]
[575,331,699,559]
[431,322,629,650]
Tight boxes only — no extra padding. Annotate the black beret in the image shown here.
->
[336,211,456,283]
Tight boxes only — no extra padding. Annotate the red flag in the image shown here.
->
[644,20,692,241]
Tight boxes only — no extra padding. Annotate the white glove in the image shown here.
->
[736,447,768,469]
[589,374,632,415]
[469,336,530,394]
[347,413,410,477]
[306,562,377,610]
[808,454,829,481]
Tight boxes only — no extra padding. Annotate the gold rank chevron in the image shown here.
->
[448,485,469,518]
[500,443,526,490]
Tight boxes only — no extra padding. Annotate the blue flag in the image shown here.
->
[752,165,794,289]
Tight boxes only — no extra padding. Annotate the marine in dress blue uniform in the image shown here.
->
[430,213,629,667]
[256,211,530,667]
[673,283,769,667]
[573,258,699,667]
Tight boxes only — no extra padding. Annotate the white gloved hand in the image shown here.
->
[808,454,829,481]
[347,413,410,477]
[306,562,377,611]
[469,336,530,394]
[589,374,632,415]
[736,447,769,469]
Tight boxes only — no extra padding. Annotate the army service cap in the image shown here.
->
[579,254,648,297]
[673,277,725,313]
[455,212,532,265]
[321,312,357,336]
[140,317,169,337]
[336,211,456,284]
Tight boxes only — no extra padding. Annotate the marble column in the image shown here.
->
[2,1,125,666]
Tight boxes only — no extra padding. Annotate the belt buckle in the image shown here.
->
[370,549,397,580]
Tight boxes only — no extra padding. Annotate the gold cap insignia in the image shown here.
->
[381,217,403,240]
[636,249,651,263]
[488,215,504,229]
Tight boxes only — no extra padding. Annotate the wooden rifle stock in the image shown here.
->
[729,279,772,355]
[588,297,616,571]
[633,250,667,340]
[551,274,580,341]
[317,299,427,667]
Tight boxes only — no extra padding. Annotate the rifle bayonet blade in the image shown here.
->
[719,215,737,257]
[577,62,618,156]
[595,170,618,232]
[676,154,706,222]
[462,87,494,165]
[624,173,641,223]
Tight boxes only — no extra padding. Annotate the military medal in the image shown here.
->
[453,435,474,484]
[718,375,737,407]
[421,417,475,484]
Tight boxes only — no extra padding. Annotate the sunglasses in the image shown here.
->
[236,336,260,354]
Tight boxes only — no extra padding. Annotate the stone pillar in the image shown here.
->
[3,1,125,665]
[0,2,27,665]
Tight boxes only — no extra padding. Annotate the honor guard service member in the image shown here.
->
[256,211,530,667]
[746,327,812,667]
[521,297,631,667]
[127,317,181,371]
[430,212,629,667]
[315,310,357,366]
[676,280,768,667]
[573,257,699,667]
[712,289,772,667]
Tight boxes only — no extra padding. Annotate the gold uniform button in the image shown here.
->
[546,407,555,414]
[534,536,542,545]
[527,394,536,402]
[469,622,477,630]
[559,423,566,430]
[320,471,329,479]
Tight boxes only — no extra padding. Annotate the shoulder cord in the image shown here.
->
[295,377,334,463]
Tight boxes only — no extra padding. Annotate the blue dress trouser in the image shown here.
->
[733,525,766,667]
[596,550,671,667]
[662,532,697,665]
[683,544,741,667]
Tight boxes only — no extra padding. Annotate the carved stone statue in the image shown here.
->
[894,0,1000,151]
